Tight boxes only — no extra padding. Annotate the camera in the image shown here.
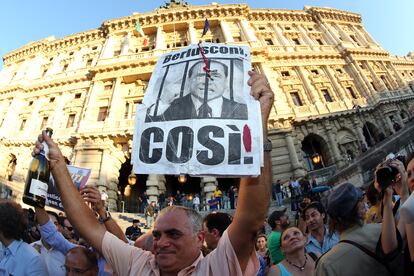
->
[376,153,405,190]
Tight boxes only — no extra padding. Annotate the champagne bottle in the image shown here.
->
[23,128,53,208]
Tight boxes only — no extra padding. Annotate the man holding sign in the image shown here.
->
[33,69,274,275]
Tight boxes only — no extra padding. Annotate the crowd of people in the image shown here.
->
[1,71,414,276]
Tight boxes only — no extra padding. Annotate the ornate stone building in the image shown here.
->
[1,1,414,210]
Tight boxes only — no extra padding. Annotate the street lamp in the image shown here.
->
[128,173,137,186]
[311,153,321,164]
[178,174,187,184]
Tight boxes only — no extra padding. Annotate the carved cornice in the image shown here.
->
[248,10,312,22]
[45,29,105,53]
[306,6,362,24]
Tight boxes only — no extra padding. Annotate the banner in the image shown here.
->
[132,43,263,176]
[46,165,91,210]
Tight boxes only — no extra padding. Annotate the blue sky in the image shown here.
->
[0,0,412,69]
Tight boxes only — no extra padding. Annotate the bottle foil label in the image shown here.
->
[29,179,48,198]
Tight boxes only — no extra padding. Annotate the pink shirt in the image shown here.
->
[102,229,259,275]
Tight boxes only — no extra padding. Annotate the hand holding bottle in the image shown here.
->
[33,130,66,170]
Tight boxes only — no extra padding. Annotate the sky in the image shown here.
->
[0,0,412,69]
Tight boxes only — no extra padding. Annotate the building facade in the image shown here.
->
[1,1,414,210]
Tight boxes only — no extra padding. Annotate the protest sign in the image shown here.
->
[46,165,91,210]
[132,43,263,176]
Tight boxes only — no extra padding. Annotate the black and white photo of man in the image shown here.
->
[146,59,248,121]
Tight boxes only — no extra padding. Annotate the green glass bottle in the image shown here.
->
[23,128,53,208]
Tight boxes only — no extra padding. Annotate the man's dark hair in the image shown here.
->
[328,203,363,233]
[268,210,285,230]
[132,219,140,224]
[301,201,326,220]
[0,199,28,240]
[203,212,232,237]
[188,60,228,78]
[66,247,98,270]
[46,210,59,223]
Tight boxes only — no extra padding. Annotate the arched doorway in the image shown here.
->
[337,128,359,161]
[164,175,201,197]
[118,158,148,213]
[301,134,332,171]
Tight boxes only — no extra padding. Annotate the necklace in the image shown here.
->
[285,254,307,271]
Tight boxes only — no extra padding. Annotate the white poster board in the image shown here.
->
[132,43,263,176]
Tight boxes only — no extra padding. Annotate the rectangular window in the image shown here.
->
[316,39,324,45]
[265,39,274,45]
[285,26,291,30]
[62,64,69,72]
[97,106,108,122]
[350,35,360,46]
[20,119,26,131]
[346,87,357,99]
[42,69,48,77]
[66,114,75,128]
[49,97,55,103]
[40,117,48,130]
[281,71,290,77]
[74,93,81,99]
[124,102,130,119]
[92,46,98,50]
[292,38,301,45]
[290,92,303,106]
[69,52,74,56]
[311,69,319,75]
[131,100,141,118]
[28,101,33,106]
[321,89,333,102]
[258,26,266,30]
[114,50,121,56]
[86,59,93,67]
[104,84,113,91]
[371,82,377,91]
[381,76,392,90]
[336,69,343,74]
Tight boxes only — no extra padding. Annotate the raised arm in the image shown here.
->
[81,186,128,243]
[34,134,106,254]
[228,71,274,271]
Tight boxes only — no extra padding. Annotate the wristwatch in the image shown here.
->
[264,138,272,152]
[98,211,111,224]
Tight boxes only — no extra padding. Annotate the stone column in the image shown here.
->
[239,19,257,41]
[271,24,290,46]
[188,22,198,44]
[331,23,352,44]
[326,127,344,167]
[385,116,396,134]
[315,21,339,45]
[349,25,369,47]
[146,174,161,203]
[324,65,351,106]
[284,132,302,172]
[101,35,116,59]
[201,176,217,202]
[98,147,124,211]
[364,61,386,91]
[359,26,380,47]
[79,81,102,127]
[219,20,234,42]
[259,63,291,115]
[107,78,123,123]
[155,26,166,50]
[388,62,408,89]
[380,61,399,90]
[295,66,325,113]
[297,25,314,46]
[120,32,131,55]
[348,60,375,98]
[51,93,72,130]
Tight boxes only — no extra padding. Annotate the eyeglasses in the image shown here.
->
[62,265,93,275]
